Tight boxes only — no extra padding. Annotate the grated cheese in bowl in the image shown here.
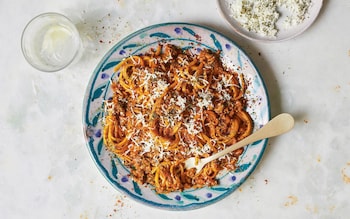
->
[228,0,312,37]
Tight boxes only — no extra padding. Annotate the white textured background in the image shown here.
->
[1,0,349,218]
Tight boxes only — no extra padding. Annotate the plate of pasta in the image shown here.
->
[83,23,270,210]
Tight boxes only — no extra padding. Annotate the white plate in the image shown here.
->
[217,0,323,42]
[83,23,270,210]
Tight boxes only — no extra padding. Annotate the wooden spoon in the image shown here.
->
[184,113,295,174]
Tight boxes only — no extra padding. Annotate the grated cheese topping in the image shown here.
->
[228,0,312,37]
[108,46,250,159]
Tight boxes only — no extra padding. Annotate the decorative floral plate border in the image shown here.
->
[83,23,270,210]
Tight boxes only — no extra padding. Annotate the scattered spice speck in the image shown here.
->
[107,195,132,218]
[341,162,350,184]
[316,155,321,163]
[284,195,298,207]
[306,205,319,214]
[335,85,341,92]
[329,205,336,213]
[79,212,88,219]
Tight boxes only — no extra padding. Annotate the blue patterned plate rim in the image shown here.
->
[82,22,271,210]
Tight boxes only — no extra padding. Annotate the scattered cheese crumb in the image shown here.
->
[280,0,312,27]
[184,118,202,135]
[229,0,312,37]
[197,91,212,109]
[176,96,187,111]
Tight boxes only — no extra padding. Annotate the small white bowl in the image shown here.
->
[217,0,323,42]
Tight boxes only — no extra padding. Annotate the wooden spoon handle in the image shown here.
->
[203,113,294,163]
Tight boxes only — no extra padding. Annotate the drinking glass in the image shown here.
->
[21,12,81,72]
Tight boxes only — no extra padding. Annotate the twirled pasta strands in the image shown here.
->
[103,44,253,193]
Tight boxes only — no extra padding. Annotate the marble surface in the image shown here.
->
[1,0,350,218]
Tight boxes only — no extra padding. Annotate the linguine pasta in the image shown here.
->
[103,44,253,193]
